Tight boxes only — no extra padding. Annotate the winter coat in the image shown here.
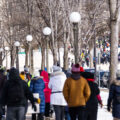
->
[30,77,45,113]
[63,74,91,107]
[86,81,100,111]
[0,72,6,98]
[1,68,35,107]
[41,70,51,103]
[48,71,67,106]
[108,80,120,119]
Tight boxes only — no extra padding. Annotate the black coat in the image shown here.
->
[2,80,35,107]
[1,68,35,107]
[86,81,99,111]
[107,80,120,119]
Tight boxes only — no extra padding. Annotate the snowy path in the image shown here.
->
[98,90,112,120]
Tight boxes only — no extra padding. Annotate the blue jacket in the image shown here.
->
[30,77,45,113]
[108,80,120,119]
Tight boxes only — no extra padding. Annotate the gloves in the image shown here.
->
[107,106,110,112]
[32,104,37,112]
[34,98,41,104]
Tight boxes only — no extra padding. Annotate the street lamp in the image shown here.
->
[43,27,51,72]
[26,34,33,73]
[5,47,9,69]
[14,41,20,70]
[69,12,81,64]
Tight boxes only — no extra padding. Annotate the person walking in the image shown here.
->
[1,67,36,120]
[30,73,45,120]
[107,71,120,120]
[63,63,91,120]
[81,72,103,120]
[48,65,67,120]
[0,68,7,120]
[40,70,51,120]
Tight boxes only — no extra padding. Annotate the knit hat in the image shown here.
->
[52,65,62,72]
[71,64,81,73]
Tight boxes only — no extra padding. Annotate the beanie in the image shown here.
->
[71,64,80,73]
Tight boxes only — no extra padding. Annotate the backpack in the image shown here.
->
[7,80,25,104]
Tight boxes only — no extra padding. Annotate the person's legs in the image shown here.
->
[53,105,61,120]
[60,106,65,120]
[88,110,97,120]
[17,107,25,120]
[6,107,16,120]
[77,107,85,120]
[69,107,77,120]
[45,103,50,117]
[32,113,36,120]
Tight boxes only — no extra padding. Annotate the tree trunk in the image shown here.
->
[10,49,14,67]
[64,43,68,70]
[0,52,2,65]
[41,47,45,70]
[53,42,58,65]
[89,48,94,68]
[109,0,120,83]
[110,21,119,83]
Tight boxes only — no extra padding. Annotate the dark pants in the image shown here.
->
[32,113,44,120]
[84,110,97,120]
[6,106,25,120]
[45,103,50,117]
[53,105,65,120]
[69,106,85,120]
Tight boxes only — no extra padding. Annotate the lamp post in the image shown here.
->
[26,35,33,73]
[70,12,81,64]
[5,47,9,69]
[14,41,20,70]
[43,27,51,72]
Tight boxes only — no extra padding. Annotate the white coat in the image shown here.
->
[48,71,67,106]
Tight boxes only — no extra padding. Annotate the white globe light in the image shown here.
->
[26,35,33,42]
[14,41,20,47]
[5,47,9,51]
[69,12,81,23]
[0,48,3,52]
[43,27,51,36]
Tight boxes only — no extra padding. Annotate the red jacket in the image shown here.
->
[41,70,51,103]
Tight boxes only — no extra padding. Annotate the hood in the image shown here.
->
[50,71,65,77]
[9,67,21,82]
[113,80,120,86]
[71,73,80,80]
[41,70,49,82]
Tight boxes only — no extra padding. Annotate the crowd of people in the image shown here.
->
[0,64,119,120]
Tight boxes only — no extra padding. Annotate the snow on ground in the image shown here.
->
[98,90,112,120]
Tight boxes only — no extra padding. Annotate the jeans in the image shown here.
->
[69,106,85,120]
[6,106,25,120]
[53,105,65,120]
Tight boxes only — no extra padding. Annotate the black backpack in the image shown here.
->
[7,80,25,104]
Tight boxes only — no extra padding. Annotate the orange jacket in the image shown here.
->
[63,76,91,107]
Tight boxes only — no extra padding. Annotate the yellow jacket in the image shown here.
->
[63,76,91,107]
